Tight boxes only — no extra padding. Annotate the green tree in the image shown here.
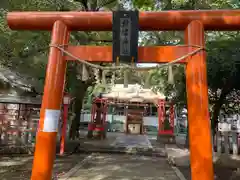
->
[133,0,240,136]
[207,36,240,133]
[2,0,240,140]
[66,0,119,139]
[0,0,119,139]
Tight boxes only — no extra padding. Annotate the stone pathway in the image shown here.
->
[60,154,180,180]
[111,134,153,149]
[59,135,182,180]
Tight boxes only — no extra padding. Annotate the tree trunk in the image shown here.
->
[211,87,232,135]
[69,81,89,140]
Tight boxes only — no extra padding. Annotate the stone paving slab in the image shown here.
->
[76,134,166,157]
[165,144,240,167]
[165,144,190,166]
[60,153,180,180]
[111,134,153,149]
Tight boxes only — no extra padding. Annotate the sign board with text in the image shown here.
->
[112,11,139,64]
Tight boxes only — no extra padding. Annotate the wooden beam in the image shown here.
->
[65,46,199,63]
[7,10,240,31]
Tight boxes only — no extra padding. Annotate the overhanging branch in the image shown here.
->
[96,0,117,11]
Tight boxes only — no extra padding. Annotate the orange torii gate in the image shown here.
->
[7,10,240,180]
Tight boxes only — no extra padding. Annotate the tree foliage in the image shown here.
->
[0,0,119,139]
[1,0,240,139]
[134,0,240,134]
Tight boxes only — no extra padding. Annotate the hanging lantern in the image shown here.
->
[111,64,116,86]
[94,68,100,84]
[101,70,107,87]
[63,93,71,105]
[168,65,174,84]
[144,72,151,89]
[111,71,115,86]
[123,69,128,88]
[81,64,89,81]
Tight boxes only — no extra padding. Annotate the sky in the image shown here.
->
[137,63,158,67]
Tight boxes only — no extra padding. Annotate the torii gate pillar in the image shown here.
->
[8,10,240,180]
[185,21,213,180]
[31,21,69,180]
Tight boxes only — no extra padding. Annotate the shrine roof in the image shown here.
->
[0,66,41,93]
[102,84,166,104]
[0,94,41,105]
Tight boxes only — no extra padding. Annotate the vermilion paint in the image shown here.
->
[7,10,238,180]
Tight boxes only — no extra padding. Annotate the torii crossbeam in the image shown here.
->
[7,10,240,180]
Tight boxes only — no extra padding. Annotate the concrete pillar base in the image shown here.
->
[157,134,176,144]
[87,130,106,140]
[87,130,93,139]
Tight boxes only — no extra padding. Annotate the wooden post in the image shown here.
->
[7,10,240,180]
[31,21,69,180]
[23,105,29,144]
[60,104,69,155]
[157,99,165,135]
[216,131,222,154]
[16,104,21,145]
[223,131,230,154]
[185,21,214,180]
[125,105,128,134]
[169,103,174,132]
[232,131,238,155]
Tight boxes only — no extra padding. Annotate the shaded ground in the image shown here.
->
[62,154,179,180]
[112,134,153,149]
[59,135,179,180]
[178,164,240,180]
[166,143,240,180]
[0,154,89,180]
[1,132,240,180]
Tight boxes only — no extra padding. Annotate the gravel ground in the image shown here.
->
[0,153,89,180]
[2,154,239,180]
[178,164,240,180]
[1,132,239,180]
[64,153,180,180]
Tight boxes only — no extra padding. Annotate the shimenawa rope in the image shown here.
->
[49,44,206,71]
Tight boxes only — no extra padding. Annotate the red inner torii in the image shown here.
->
[88,96,175,138]
[6,10,240,180]
[88,97,108,139]
[158,99,175,135]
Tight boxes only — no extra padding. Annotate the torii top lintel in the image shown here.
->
[7,10,240,31]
